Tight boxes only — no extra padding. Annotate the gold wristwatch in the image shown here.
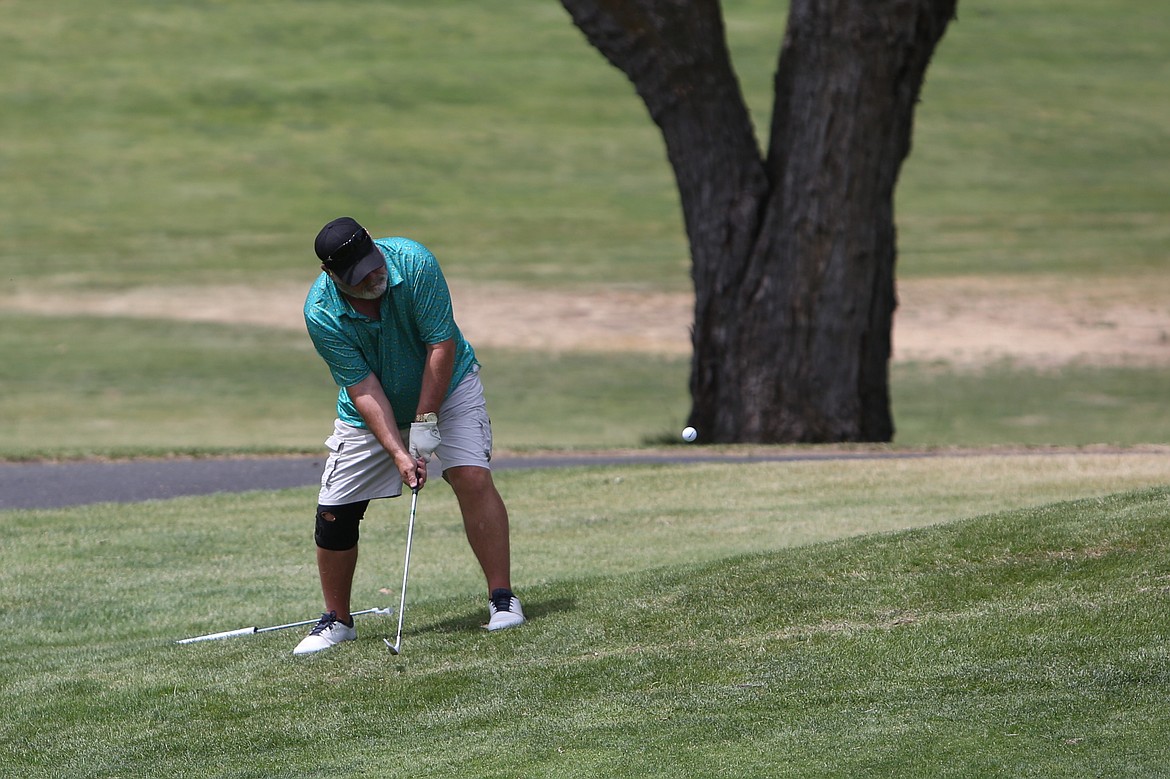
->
[414,412,438,424]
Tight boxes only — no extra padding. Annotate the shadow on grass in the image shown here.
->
[421,596,577,634]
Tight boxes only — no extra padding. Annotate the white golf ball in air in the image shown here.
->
[681,426,698,442]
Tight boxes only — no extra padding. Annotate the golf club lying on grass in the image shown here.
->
[176,606,394,644]
[384,485,420,655]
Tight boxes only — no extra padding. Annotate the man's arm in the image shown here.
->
[348,373,426,489]
[416,338,456,417]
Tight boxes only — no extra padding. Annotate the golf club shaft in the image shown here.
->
[254,606,391,634]
[389,486,419,653]
[177,627,257,643]
[177,606,392,644]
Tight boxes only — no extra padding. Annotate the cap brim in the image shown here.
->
[335,245,384,286]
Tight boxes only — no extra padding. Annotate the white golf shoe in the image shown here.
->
[292,611,357,655]
[486,588,525,631]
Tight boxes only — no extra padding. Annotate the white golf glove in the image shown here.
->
[408,416,442,462]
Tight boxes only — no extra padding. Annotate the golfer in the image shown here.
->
[295,216,524,655]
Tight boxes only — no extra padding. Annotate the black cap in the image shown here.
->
[314,217,385,286]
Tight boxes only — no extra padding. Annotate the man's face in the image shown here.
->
[329,265,388,299]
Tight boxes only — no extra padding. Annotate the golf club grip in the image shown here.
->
[176,627,257,644]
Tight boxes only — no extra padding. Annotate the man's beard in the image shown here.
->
[339,272,388,299]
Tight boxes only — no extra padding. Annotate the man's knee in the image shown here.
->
[444,464,494,492]
[314,500,369,551]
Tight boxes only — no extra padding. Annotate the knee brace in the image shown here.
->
[314,500,369,551]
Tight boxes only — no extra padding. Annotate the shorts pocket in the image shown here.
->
[321,435,345,489]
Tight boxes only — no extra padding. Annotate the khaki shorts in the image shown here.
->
[317,367,493,506]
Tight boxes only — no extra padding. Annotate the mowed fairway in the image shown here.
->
[3,456,1170,778]
[1,0,1169,776]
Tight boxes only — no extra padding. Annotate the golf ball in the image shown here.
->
[681,426,698,442]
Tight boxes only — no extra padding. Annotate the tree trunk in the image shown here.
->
[560,0,956,443]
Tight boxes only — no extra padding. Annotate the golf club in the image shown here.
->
[384,485,420,655]
[177,606,393,644]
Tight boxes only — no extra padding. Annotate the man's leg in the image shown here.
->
[444,465,511,592]
[299,419,404,654]
[312,501,368,622]
[444,465,524,630]
[293,501,367,655]
[316,544,358,624]
[435,371,523,629]
[293,542,360,655]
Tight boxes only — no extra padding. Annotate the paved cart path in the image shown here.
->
[1,450,949,511]
[5,447,1166,511]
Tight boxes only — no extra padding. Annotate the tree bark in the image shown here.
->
[560,0,956,443]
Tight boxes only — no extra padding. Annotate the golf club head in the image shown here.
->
[383,637,400,655]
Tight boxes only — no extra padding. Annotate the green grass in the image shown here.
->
[2,462,1168,777]
[3,311,1169,456]
[1,0,1168,456]
[892,361,1170,447]
[0,312,696,456]
[2,0,1165,287]
[0,313,337,457]
[898,0,1170,277]
[1,5,1168,773]
[0,0,686,290]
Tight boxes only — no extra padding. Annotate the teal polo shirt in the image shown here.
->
[304,237,478,429]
